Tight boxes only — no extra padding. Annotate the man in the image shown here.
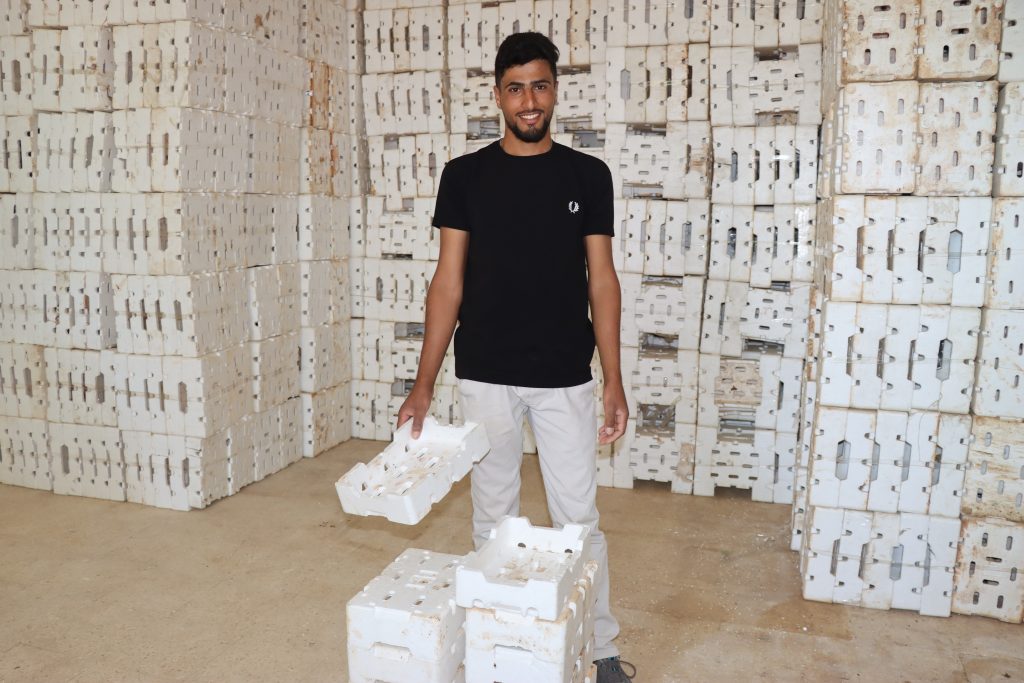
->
[396,32,635,683]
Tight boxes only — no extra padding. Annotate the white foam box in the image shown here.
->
[802,507,959,615]
[808,406,969,516]
[336,418,488,523]
[456,517,591,621]
[44,348,119,427]
[709,45,821,126]
[614,199,711,276]
[994,82,1024,197]
[465,560,598,683]
[302,381,352,458]
[0,193,34,270]
[111,22,225,111]
[693,426,796,503]
[304,61,349,132]
[974,309,1024,419]
[0,115,34,193]
[121,428,231,511]
[918,0,1003,81]
[299,0,348,67]
[823,195,991,307]
[711,124,818,204]
[622,345,699,423]
[829,82,920,195]
[0,269,60,346]
[35,111,114,193]
[300,322,351,393]
[1000,0,1024,82]
[605,45,708,124]
[93,0,225,26]
[250,331,300,412]
[223,0,301,54]
[348,549,468,683]
[362,70,446,137]
[241,193,299,267]
[114,346,251,438]
[0,35,33,115]
[605,122,712,200]
[0,342,46,419]
[247,264,301,341]
[299,127,349,196]
[113,271,249,356]
[298,194,348,261]
[620,273,705,349]
[0,416,50,490]
[365,196,437,261]
[817,302,980,414]
[916,81,998,196]
[225,33,305,127]
[49,422,125,501]
[101,193,247,276]
[952,517,1024,623]
[248,120,301,195]
[53,271,116,351]
[696,351,803,433]
[300,260,348,327]
[819,0,919,106]
[350,378,394,441]
[988,198,1024,309]
[0,0,27,35]
[963,416,1024,523]
[619,417,697,492]
[32,193,104,272]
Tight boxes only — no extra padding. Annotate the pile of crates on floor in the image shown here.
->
[795,0,1024,623]
[0,0,356,509]
[347,518,598,683]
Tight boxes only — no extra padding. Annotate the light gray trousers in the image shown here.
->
[457,378,621,660]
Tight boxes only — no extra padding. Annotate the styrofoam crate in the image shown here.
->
[362,71,447,137]
[304,61,350,132]
[44,348,119,427]
[247,264,301,341]
[113,271,249,356]
[750,204,816,287]
[808,406,969,516]
[987,198,1024,309]
[711,0,823,47]
[823,196,992,307]
[623,345,699,422]
[801,507,959,615]
[35,112,114,193]
[817,302,979,414]
[830,82,920,195]
[820,0,919,103]
[49,423,124,501]
[620,273,705,349]
[964,417,1024,522]
[0,416,50,490]
[918,0,1003,81]
[697,351,803,433]
[300,322,350,393]
[0,114,34,192]
[302,381,352,457]
[336,418,487,524]
[0,342,46,419]
[299,0,348,67]
[32,193,103,272]
[121,429,231,511]
[916,81,998,196]
[0,269,60,346]
[1000,0,1024,82]
[456,517,591,621]
[348,549,467,683]
[709,45,821,126]
[0,35,32,114]
[223,0,301,54]
[0,0,28,35]
[224,37,305,126]
[105,193,246,275]
[994,83,1024,197]
[298,195,348,262]
[974,309,1024,419]
[711,125,818,204]
[366,196,438,261]
[605,45,707,124]
[952,517,1024,623]
[300,260,348,327]
[605,122,711,199]
[0,193,33,270]
[465,560,598,683]
[618,418,697,492]
[250,332,299,412]
[53,271,116,350]
[693,426,796,503]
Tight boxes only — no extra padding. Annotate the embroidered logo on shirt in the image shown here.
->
[568,200,580,214]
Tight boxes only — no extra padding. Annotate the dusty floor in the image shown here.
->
[2,439,1022,683]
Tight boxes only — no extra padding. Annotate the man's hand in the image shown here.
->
[598,381,628,444]
[397,384,433,439]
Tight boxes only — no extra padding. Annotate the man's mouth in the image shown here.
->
[518,111,543,125]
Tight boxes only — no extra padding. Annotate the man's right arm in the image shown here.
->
[396,227,470,438]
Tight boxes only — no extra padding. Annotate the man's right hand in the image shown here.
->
[396,385,434,439]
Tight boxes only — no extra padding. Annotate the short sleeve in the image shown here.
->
[583,160,615,237]
[431,160,470,231]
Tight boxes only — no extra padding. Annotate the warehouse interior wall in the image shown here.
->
[0,0,1022,625]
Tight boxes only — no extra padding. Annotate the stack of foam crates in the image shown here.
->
[0,0,357,510]
[347,517,598,683]
[797,0,1023,623]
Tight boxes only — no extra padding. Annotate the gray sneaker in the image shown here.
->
[594,656,636,683]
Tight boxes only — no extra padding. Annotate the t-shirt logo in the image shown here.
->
[568,200,580,214]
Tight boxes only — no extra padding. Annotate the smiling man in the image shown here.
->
[396,32,634,682]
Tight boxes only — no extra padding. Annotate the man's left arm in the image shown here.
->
[585,234,628,444]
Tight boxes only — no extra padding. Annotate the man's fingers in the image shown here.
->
[411,414,425,439]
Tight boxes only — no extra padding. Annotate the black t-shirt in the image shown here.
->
[431,141,615,388]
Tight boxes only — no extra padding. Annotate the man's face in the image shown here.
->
[494,59,557,144]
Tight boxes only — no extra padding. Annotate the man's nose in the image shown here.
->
[523,89,536,109]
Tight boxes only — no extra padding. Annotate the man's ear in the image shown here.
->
[493,84,500,106]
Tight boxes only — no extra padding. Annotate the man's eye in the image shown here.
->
[535,85,547,90]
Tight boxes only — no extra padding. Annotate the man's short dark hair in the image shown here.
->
[494,32,559,87]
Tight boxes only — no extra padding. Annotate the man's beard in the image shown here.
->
[505,110,551,143]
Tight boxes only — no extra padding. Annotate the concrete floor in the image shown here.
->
[2,439,1022,683]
